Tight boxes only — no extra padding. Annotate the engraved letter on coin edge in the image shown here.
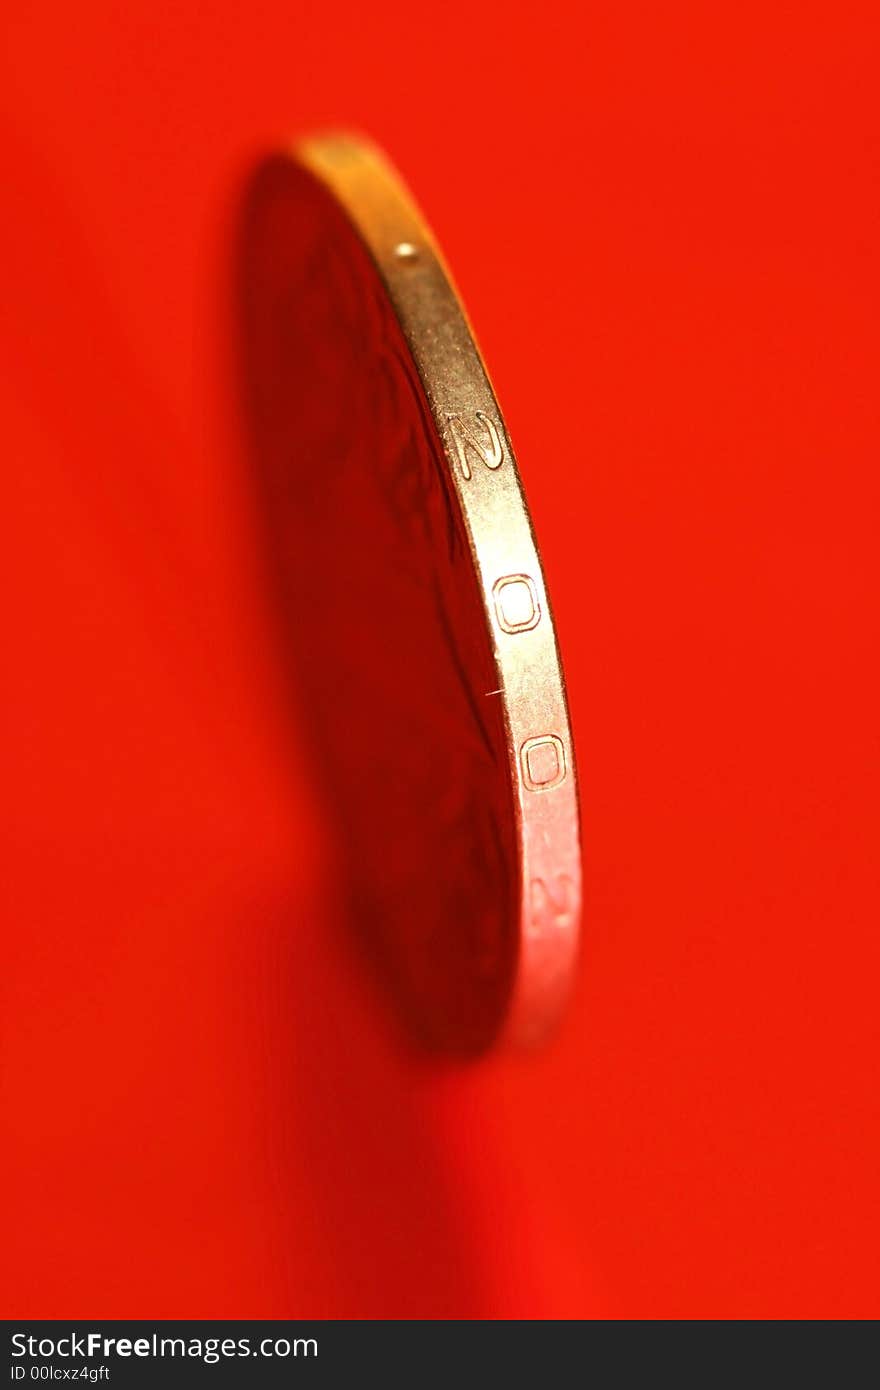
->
[520,734,567,791]
[529,875,576,932]
[446,410,504,481]
[493,573,541,634]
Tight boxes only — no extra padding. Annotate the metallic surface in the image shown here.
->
[240,134,581,1050]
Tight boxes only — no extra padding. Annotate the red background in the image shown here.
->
[2,3,878,1319]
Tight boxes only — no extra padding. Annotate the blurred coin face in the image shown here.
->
[239,139,580,1053]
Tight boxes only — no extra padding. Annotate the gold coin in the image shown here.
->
[240,133,581,1052]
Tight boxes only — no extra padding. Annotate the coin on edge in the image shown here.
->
[239,133,581,1053]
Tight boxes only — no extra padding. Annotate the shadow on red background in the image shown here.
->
[0,121,493,1318]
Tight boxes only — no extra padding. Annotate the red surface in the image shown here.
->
[2,3,878,1319]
